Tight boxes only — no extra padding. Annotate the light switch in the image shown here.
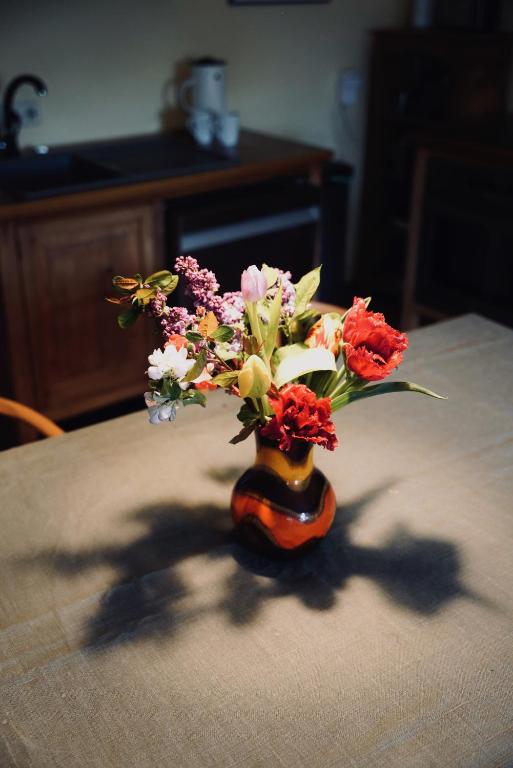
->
[338,69,362,107]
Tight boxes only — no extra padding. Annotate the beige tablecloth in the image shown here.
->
[0,314,512,768]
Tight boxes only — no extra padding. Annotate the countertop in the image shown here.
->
[1,314,512,767]
[0,129,332,222]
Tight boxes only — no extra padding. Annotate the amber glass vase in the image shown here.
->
[231,433,336,552]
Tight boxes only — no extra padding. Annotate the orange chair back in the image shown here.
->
[0,397,64,439]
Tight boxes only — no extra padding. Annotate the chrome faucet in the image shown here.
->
[0,74,47,158]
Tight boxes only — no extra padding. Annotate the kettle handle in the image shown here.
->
[179,78,195,114]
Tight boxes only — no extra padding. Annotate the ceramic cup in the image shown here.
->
[186,109,214,147]
[215,111,240,148]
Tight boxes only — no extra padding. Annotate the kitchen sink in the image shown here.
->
[0,133,239,203]
[0,153,122,201]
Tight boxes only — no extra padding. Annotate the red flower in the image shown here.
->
[261,384,338,452]
[343,298,408,381]
[195,379,217,391]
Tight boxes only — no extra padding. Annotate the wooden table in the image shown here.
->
[0,315,512,767]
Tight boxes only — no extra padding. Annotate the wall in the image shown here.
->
[1,0,408,272]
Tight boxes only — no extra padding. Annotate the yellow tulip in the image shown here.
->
[238,355,271,399]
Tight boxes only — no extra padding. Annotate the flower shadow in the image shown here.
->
[18,485,477,651]
[222,493,474,626]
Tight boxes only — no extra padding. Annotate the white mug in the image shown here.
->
[186,109,214,147]
[215,111,240,148]
[180,59,227,115]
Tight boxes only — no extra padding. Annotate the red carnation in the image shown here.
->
[343,298,408,382]
[261,384,338,453]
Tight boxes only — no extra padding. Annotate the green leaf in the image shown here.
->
[117,305,141,329]
[183,348,207,382]
[211,325,235,343]
[160,379,181,400]
[230,422,257,445]
[145,270,175,289]
[237,402,258,426]
[162,275,179,295]
[294,266,321,315]
[331,381,447,412]
[312,369,338,398]
[182,390,207,407]
[273,344,336,389]
[261,263,279,289]
[288,308,321,343]
[264,284,282,360]
[186,331,203,343]
[212,371,239,388]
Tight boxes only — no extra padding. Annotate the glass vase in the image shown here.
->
[231,433,336,552]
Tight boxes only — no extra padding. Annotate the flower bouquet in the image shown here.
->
[108,257,443,551]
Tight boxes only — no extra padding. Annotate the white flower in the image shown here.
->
[144,392,177,425]
[147,345,195,383]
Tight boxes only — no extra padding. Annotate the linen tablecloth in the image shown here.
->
[0,314,512,767]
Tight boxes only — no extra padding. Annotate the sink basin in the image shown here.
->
[0,153,122,201]
[0,133,239,203]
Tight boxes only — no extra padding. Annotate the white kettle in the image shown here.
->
[179,58,227,115]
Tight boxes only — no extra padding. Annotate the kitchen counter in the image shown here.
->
[0,129,332,222]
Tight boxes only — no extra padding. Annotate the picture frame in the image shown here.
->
[229,1,331,5]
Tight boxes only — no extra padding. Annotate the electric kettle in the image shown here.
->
[179,58,227,115]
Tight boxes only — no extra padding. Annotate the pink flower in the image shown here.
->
[241,265,267,302]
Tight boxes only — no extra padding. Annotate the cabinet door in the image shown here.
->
[16,204,162,421]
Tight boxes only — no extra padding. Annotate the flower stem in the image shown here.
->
[246,302,267,366]
[257,398,267,424]
[211,346,234,371]
[330,374,366,400]
[324,364,347,398]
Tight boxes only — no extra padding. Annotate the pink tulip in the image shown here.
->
[241,265,267,302]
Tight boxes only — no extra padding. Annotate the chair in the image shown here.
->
[0,397,64,438]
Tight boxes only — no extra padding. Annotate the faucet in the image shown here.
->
[0,74,47,159]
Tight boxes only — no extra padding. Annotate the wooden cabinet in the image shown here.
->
[0,204,162,425]
[357,30,513,322]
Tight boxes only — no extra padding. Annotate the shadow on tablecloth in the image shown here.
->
[15,479,482,652]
